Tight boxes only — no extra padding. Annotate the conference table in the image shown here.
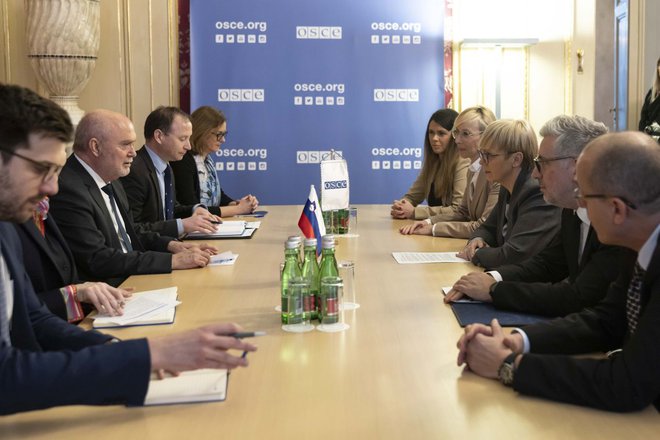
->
[1,205,658,438]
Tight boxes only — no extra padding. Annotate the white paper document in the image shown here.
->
[392,252,468,264]
[245,221,261,229]
[209,251,239,266]
[93,287,180,328]
[144,369,228,405]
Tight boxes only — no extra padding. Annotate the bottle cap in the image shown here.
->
[288,235,302,243]
[322,235,335,248]
[285,239,299,249]
[304,238,317,247]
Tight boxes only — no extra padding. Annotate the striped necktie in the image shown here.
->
[101,184,134,252]
[625,262,645,335]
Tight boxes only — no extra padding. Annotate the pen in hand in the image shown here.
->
[229,331,266,359]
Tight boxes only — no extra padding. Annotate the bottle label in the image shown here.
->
[303,294,315,313]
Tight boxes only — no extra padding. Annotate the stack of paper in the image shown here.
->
[93,287,180,328]
[187,221,260,239]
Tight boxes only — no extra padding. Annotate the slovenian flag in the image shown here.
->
[298,184,326,254]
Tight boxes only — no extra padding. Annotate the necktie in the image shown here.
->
[625,262,645,335]
[164,165,174,220]
[101,184,134,252]
[33,197,49,237]
[0,244,11,346]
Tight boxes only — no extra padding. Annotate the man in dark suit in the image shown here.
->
[120,106,218,238]
[457,131,660,412]
[0,84,255,415]
[50,109,214,286]
[447,115,623,317]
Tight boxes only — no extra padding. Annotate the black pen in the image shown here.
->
[230,331,267,339]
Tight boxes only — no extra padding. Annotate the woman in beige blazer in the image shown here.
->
[400,106,499,238]
[391,109,470,220]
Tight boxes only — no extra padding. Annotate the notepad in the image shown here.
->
[144,369,228,406]
[92,287,179,328]
[186,221,258,240]
[449,302,550,327]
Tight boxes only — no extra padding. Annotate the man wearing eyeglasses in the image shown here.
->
[447,115,624,317]
[120,106,221,239]
[49,109,214,287]
[456,131,660,412]
[0,84,256,415]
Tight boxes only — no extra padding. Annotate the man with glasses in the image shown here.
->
[447,115,624,317]
[455,131,660,412]
[49,109,214,287]
[0,84,256,415]
[121,106,219,238]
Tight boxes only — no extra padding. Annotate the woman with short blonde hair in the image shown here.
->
[458,119,561,268]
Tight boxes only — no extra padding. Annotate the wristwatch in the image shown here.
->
[498,352,518,386]
[488,281,498,296]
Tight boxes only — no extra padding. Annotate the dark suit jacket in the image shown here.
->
[490,209,625,316]
[50,155,173,287]
[13,216,89,320]
[470,168,561,269]
[514,235,660,412]
[170,151,234,216]
[0,222,149,415]
[120,147,195,238]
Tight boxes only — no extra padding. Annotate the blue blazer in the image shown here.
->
[0,222,150,415]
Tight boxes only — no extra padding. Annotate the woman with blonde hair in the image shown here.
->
[400,106,499,237]
[457,119,561,269]
[639,56,660,134]
[391,109,470,220]
[171,106,258,217]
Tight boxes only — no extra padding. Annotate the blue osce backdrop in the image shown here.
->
[190,0,444,204]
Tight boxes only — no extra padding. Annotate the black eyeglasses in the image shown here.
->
[574,188,637,210]
[533,155,576,173]
[477,149,506,164]
[210,131,228,141]
[1,149,63,183]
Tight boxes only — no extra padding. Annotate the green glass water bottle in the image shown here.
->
[318,235,339,317]
[301,238,320,321]
[281,239,302,324]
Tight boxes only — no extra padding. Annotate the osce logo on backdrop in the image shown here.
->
[296,26,342,40]
[373,89,419,102]
[296,150,343,164]
[218,89,265,102]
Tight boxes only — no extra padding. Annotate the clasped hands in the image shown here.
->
[390,199,415,219]
[456,319,523,379]
[168,240,219,269]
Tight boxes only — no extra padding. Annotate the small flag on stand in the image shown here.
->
[298,184,326,254]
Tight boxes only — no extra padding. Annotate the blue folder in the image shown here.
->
[450,302,551,327]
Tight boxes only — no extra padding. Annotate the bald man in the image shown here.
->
[455,131,660,412]
[50,110,214,287]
